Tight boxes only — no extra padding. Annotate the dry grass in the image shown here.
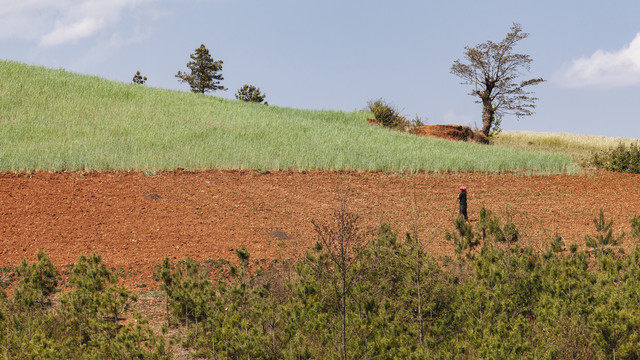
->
[493,131,640,166]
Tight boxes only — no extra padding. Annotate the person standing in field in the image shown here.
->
[458,186,468,220]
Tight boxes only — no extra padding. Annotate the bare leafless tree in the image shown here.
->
[451,23,545,137]
[311,196,370,360]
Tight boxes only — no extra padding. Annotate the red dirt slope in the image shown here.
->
[1,170,639,288]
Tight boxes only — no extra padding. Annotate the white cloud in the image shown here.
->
[40,17,106,46]
[557,33,640,88]
[0,1,57,40]
[0,0,154,46]
[70,26,153,72]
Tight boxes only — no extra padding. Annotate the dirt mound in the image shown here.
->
[414,125,489,144]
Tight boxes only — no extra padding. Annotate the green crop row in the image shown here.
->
[0,61,575,173]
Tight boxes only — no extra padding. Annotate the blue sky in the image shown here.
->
[2,0,639,138]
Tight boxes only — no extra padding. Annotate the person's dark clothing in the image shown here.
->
[458,190,468,220]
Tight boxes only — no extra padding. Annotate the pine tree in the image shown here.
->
[235,84,268,104]
[585,209,625,256]
[14,250,60,309]
[631,216,640,244]
[175,44,226,94]
[132,70,147,85]
[446,214,479,260]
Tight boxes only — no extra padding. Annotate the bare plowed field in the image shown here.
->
[1,170,639,288]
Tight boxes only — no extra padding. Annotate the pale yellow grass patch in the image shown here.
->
[493,131,639,165]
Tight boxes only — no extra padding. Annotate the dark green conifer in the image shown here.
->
[631,215,640,244]
[175,44,226,93]
[14,250,60,309]
[585,209,625,256]
[235,84,268,104]
[132,70,147,85]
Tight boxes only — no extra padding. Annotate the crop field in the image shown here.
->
[3,61,640,359]
[2,169,639,290]
[1,61,640,280]
[0,61,575,173]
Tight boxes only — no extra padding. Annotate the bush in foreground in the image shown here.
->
[591,142,640,174]
[156,208,640,359]
[0,253,168,359]
[5,208,640,358]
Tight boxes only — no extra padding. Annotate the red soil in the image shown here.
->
[1,170,639,288]
[366,118,381,126]
[414,125,489,144]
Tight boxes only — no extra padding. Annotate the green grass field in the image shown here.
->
[0,60,577,173]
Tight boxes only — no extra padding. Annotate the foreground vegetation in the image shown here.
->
[154,207,640,359]
[0,252,168,358]
[590,142,640,174]
[4,207,640,359]
[0,61,575,173]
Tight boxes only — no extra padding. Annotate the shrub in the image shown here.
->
[488,114,503,138]
[132,70,147,85]
[411,114,427,127]
[631,216,640,244]
[235,84,268,105]
[0,253,166,359]
[366,98,408,129]
[14,250,60,309]
[584,209,624,256]
[590,142,640,174]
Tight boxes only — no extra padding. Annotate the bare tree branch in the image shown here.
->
[451,23,545,137]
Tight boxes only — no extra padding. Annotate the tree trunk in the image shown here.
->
[212,326,216,359]
[166,293,169,327]
[416,241,424,345]
[341,273,347,360]
[481,97,494,137]
[418,276,423,345]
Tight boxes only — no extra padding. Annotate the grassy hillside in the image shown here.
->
[0,61,576,173]
[494,131,639,166]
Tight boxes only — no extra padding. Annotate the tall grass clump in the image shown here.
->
[0,61,575,173]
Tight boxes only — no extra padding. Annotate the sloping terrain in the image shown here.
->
[0,61,574,173]
[414,124,489,144]
[1,170,638,289]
